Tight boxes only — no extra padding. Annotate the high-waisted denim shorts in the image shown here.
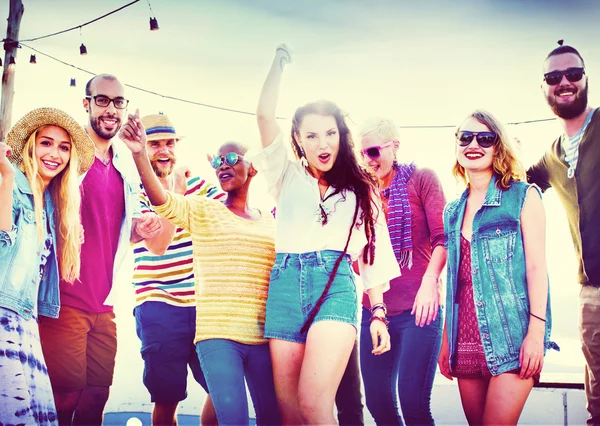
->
[264,250,358,344]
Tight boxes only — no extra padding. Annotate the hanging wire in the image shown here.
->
[10,0,140,43]
[145,0,155,16]
[18,43,557,126]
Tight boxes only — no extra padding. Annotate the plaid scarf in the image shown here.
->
[381,162,415,269]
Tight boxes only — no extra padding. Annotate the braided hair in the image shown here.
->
[290,100,379,333]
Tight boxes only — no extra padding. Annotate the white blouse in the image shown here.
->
[252,133,400,291]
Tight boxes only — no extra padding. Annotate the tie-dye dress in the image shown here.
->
[0,234,58,425]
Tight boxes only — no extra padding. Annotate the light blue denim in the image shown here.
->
[196,339,280,426]
[443,176,558,376]
[0,166,59,320]
[264,250,358,343]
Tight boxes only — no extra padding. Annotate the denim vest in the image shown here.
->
[0,166,60,320]
[443,176,557,375]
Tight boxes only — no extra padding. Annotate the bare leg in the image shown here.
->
[298,321,356,425]
[201,395,218,426]
[270,339,305,425]
[153,401,179,426]
[482,374,533,425]
[457,377,489,425]
[72,385,110,426]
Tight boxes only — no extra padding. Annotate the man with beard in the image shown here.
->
[132,113,224,425]
[527,44,600,425]
[39,74,162,425]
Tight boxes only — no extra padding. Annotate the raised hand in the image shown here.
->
[118,109,147,155]
[173,166,191,195]
[0,142,15,179]
[275,43,292,70]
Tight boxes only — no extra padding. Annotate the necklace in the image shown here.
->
[316,185,334,226]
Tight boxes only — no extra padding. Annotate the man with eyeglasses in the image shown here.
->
[40,73,163,425]
[527,44,600,425]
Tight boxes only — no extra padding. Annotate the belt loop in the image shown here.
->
[281,253,289,269]
[316,250,324,267]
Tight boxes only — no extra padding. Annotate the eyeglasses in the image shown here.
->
[211,152,243,169]
[361,141,394,159]
[455,131,498,148]
[543,67,585,86]
[86,95,129,109]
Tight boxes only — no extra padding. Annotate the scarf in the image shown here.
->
[381,162,415,269]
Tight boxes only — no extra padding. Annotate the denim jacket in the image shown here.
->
[443,176,558,375]
[0,166,60,320]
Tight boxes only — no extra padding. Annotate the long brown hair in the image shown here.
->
[291,100,379,333]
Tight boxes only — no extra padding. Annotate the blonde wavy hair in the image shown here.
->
[453,109,525,190]
[21,126,82,283]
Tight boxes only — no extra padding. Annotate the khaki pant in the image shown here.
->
[580,285,600,425]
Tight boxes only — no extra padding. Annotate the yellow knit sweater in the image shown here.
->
[154,192,275,345]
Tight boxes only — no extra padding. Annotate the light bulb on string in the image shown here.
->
[146,0,159,31]
[70,78,76,87]
[30,54,36,64]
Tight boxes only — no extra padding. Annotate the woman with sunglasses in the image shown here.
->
[358,118,446,426]
[254,45,400,425]
[438,110,555,425]
[119,111,280,426]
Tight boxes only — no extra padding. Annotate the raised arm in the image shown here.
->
[257,44,292,148]
[119,109,167,207]
[519,186,548,380]
[0,142,15,233]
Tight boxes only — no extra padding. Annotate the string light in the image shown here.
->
[146,0,159,31]
[29,54,36,64]
[19,43,556,127]
[0,58,2,67]
[70,78,76,87]
[79,27,87,55]
[8,56,16,66]
[9,0,141,43]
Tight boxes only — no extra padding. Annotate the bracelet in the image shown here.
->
[530,312,546,323]
[370,303,387,316]
[423,273,438,281]
[369,315,389,329]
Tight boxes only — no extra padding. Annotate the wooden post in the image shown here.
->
[0,0,24,141]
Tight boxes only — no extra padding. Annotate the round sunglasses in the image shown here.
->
[361,141,394,159]
[455,131,498,148]
[211,152,243,169]
[543,67,585,86]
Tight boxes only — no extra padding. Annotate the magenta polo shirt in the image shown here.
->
[60,157,125,313]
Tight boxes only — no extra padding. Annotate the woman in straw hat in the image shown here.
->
[0,107,94,425]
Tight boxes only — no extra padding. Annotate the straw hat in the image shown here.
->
[6,107,95,175]
[141,114,183,142]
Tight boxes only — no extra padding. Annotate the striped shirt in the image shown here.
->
[154,192,276,345]
[132,176,225,307]
[562,108,595,179]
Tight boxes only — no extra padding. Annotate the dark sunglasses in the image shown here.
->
[211,152,243,169]
[455,131,498,148]
[543,67,585,86]
[361,141,393,159]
